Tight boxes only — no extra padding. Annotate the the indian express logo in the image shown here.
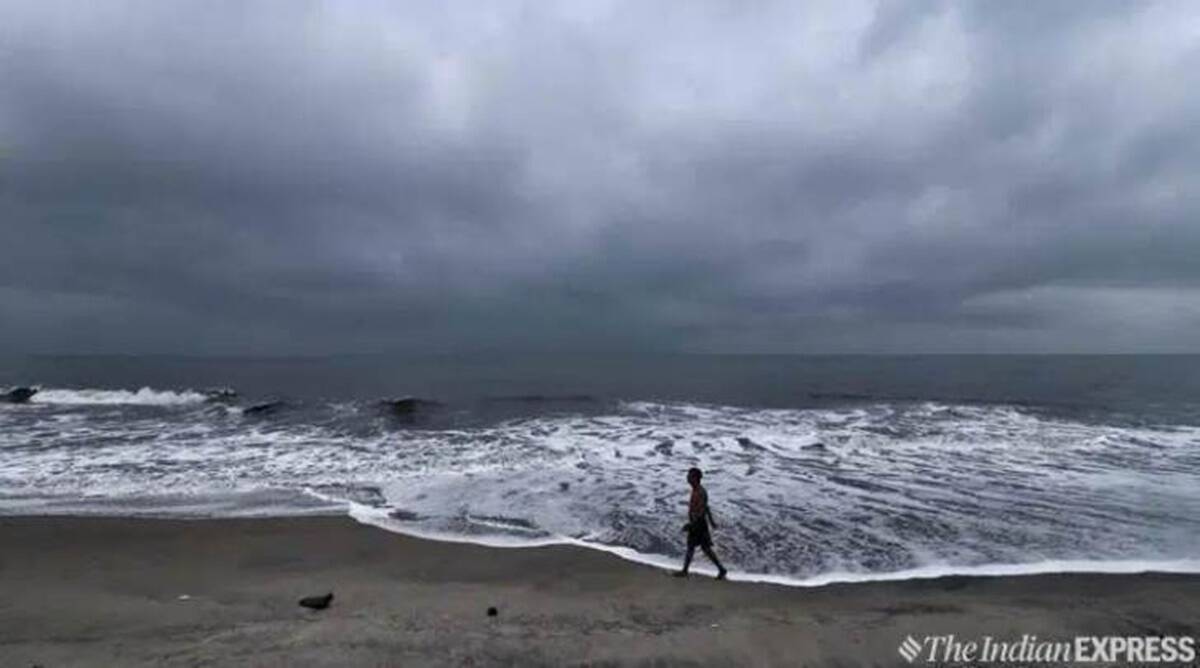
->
[897,634,1196,664]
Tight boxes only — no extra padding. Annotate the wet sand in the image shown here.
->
[1,516,1197,666]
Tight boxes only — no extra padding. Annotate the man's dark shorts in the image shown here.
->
[686,520,712,549]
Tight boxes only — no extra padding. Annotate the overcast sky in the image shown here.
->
[2,1,1198,354]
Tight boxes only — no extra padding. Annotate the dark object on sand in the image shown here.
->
[299,592,334,610]
[243,400,285,416]
[487,606,498,617]
[3,387,37,404]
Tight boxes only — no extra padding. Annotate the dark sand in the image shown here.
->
[1,517,1197,666]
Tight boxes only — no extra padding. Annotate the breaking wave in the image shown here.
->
[27,386,210,406]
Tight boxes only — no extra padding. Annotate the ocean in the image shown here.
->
[3,354,1199,585]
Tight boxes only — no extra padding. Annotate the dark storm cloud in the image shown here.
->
[2,0,1198,353]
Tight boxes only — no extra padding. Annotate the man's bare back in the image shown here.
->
[689,485,708,524]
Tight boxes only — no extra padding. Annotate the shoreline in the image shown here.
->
[2,515,1199,666]
[14,504,1200,588]
[350,508,1200,587]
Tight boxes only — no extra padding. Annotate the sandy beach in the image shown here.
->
[0,516,1196,666]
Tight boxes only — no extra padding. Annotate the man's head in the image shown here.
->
[687,467,703,486]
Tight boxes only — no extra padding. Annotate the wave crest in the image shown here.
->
[31,387,209,406]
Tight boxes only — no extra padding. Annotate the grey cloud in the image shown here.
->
[1,0,1198,354]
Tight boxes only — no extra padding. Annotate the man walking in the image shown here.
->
[674,467,728,580]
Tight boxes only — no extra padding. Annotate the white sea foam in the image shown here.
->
[3,398,1200,583]
[347,499,1200,587]
[29,387,209,406]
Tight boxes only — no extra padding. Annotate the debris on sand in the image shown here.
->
[299,592,334,610]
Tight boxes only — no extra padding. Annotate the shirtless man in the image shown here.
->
[674,467,728,580]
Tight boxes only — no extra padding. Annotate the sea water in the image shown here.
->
[3,354,1199,585]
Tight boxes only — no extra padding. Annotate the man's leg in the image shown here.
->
[700,544,727,579]
[674,544,696,576]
